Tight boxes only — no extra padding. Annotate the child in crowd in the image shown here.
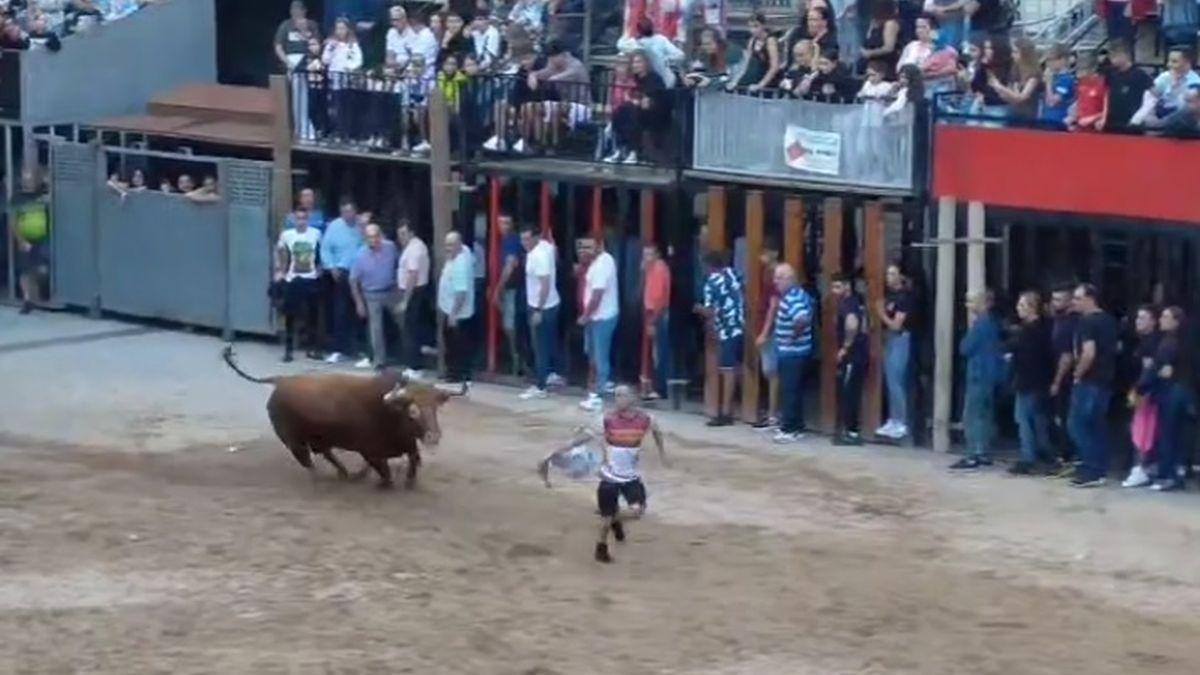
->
[437,53,469,112]
[805,48,857,103]
[1040,43,1076,127]
[1067,50,1107,131]
[403,55,433,154]
[779,39,815,96]
[885,64,925,118]
[299,36,328,141]
[858,59,896,102]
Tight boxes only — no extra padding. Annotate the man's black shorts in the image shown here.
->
[596,479,647,518]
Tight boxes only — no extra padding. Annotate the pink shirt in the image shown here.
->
[398,237,430,290]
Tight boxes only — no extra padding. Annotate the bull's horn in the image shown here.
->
[433,382,468,397]
[383,385,408,403]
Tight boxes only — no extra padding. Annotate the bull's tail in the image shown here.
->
[221,345,276,385]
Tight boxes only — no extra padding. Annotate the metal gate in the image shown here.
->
[51,141,100,310]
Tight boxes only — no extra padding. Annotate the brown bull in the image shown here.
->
[221,347,463,488]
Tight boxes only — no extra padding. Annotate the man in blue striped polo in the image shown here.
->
[771,263,815,443]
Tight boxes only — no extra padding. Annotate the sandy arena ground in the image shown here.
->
[2,309,1199,674]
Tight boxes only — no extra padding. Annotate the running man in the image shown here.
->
[535,384,669,563]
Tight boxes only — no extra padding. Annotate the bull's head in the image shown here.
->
[382,378,466,445]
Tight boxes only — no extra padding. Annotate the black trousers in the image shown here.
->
[402,285,432,370]
[612,103,641,152]
[838,361,865,435]
[283,277,321,354]
[1051,385,1075,462]
[443,317,472,382]
[328,272,360,356]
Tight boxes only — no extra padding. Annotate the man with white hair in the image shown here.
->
[770,263,815,443]
[438,231,475,384]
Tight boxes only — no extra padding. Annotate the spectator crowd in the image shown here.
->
[0,0,161,49]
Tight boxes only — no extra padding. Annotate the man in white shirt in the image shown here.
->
[576,238,620,411]
[385,5,438,79]
[275,209,323,363]
[438,232,476,384]
[519,224,563,399]
[397,220,432,376]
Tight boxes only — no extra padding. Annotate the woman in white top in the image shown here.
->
[323,17,364,143]
[617,16,684,89]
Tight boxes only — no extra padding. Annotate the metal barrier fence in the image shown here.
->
[48,142,275,336]
[691,90,920,192]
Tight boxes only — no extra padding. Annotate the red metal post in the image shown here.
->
[639,190,655,395]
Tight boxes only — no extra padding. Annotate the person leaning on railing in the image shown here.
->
[1066,50,1107,132]
[734,11,782,92]
[680,25,739,90]
[605,49,669,165]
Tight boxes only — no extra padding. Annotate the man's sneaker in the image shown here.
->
[519,387,548,400]
[1069,475,1107,488]
[891,423,910,439]
[833,433,863,447]
[603,149,623,163]
[411,141,431,154]
[949,457,982,470]
[354,357,373,369]
[579,394,603,412]
[512,138,528,154]
[324,352,344,364]
[547,373,567,387]
[875,420,898,438]
[705,416,732,427]
[1121,465,1152,488]
[483,135,504,152]
[1051,462,1078,479]
[305,350,324,361]
[594,542,613,563]
[751,417,778,431]
[611,521,626,542]
[1150,479,1184,492]
[772,431,799,444]
[1007,461,1034,476]
[622,151,639,165]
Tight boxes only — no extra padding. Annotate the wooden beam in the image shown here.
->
[862,201,886,437]
[704,186,728,418]
[486,176,501,374]
[640,189,655,395]
[742,190,765,424]
[818,198,844,433]
[539,181,553,241]
[429,88,453,375]
[268,74,293,242]
[784,197,805,281]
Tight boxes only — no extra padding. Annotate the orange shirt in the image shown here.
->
[643,258,671,315]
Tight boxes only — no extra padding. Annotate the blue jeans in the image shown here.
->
[584,316,618,395]
[939,15,965,50]
[1014,391,1052,464]
[1155,382,1194,483]
[651,312,670,395]
[777,354,809,434]
[1067,382,1112,481]
[963,380,995,459]
[884,331,911,427]
[531,305,560,390]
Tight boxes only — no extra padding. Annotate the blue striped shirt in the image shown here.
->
[702,267,745,341]
[774,285,814,357]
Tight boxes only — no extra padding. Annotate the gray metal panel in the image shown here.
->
[50,141,99,309]
[96,191,227,328]
[19,0,217,126]
[692,92,916,192]
[222,160,275,336]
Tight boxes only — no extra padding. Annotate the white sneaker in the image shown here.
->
[772,431,799,444]
[1121,465,1152,488]
[512,138,528,154]
[579,394,603,412]
[622,151,639,165]
[411,141,431,154]
[483,135,501,151]
[546,373,566,387]
[519,386,548,400]
[355,357,373,369]
[892,423,909,439]
[875,421,898,438]
[603,149,623,163]
[324,352,343,364]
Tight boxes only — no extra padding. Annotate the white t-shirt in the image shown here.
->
[584,251,619,321]
[398,237,430,290]
[277,227,321,281]
[437,248,475,320]
[524,239,560,310]
[386,25,439,78]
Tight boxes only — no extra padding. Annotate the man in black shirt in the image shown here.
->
[831,274,868,446]
[1066,283,1117,487]
[1102,40,1154,131]
[1047,287,1077,468]
[1008,291,1054,475]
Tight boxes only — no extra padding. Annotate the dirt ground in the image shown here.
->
[2,314,1200,674]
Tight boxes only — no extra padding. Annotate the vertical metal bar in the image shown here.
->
[639,189,656,397]
[220,160,233,341]
[487,176,500,374]
[582,2,593,64]
[819,198,844,433]
[933,197,958,453]
[704,186,728,418]
[4,124,13,303]
[741,190,764,423]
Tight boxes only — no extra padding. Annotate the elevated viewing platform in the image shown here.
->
[94,84,274,150]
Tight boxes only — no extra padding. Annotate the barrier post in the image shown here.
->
[639,189,655,396]
[487,176,501,374]
[933,197,958,453]
[819,197,844,433]
[741,190,764,423]
[862,201,886,438]
[703,186,727,418]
